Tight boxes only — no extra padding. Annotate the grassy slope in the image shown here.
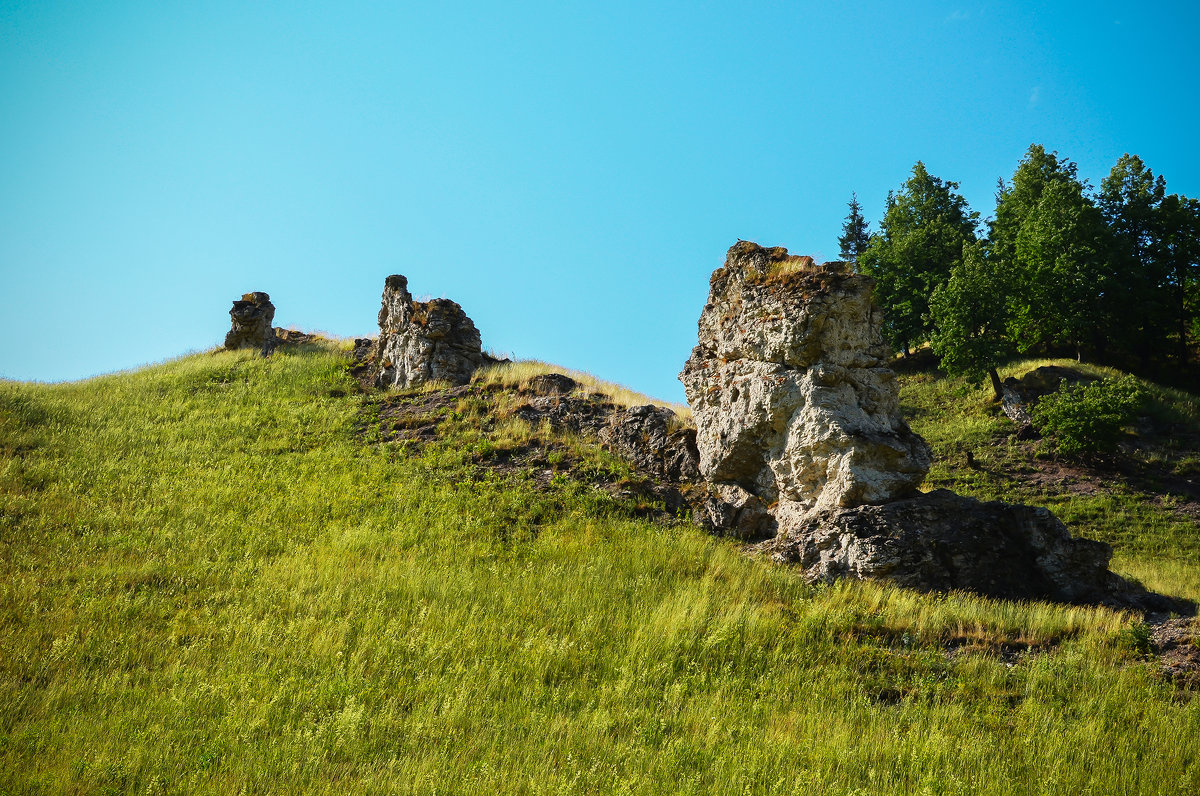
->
[1,344,1198,795]
[901,358,1200,592]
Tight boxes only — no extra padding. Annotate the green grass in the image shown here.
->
[899,360,1200,589]
[2,345,1199,794]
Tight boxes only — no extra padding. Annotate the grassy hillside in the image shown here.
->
[2,343,1198,795]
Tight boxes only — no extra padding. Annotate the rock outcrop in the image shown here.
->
[760,489,1141,606]
[681,242,1166,609]
[225,292,277,355]
[511,375,701,484]
[1000,365,1101,439]
[680,241,931,525]
[371,275,483,389]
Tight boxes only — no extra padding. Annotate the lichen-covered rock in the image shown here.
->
[224,292,277,355]
[757,489,1173,611]
[679,241,931,523]
[371,275,483,389]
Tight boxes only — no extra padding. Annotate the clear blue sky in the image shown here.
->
[3,1,1198,402]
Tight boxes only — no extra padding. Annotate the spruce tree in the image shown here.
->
[838,193,870,267]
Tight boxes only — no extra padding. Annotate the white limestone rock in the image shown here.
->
[679,241,931,528]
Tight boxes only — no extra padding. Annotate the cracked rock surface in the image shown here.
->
[371,275,483,389]
[680,241,931,526]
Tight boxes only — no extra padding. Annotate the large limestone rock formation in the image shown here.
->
[225,292,277,355]
[680,241,931,529]
[681,242,1169,610]
[371,275,483,389]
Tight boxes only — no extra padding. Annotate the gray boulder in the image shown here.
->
[757,489,1161,608]
[680,241,1166,608]
[224,292,277,355]
[371,275,483,389]
[680,241,931,526]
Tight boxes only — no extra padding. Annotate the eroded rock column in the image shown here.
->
[680,241,931,533]
[680,242,1167,610]
[371,275,483,388]
[224,292,277,355]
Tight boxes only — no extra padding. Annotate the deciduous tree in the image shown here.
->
[928,242,1012,399]
[858,162,978,354]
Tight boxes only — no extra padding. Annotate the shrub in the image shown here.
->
[1031,375,1146,455]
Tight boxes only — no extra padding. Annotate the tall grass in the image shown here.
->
[1,345,1197,794]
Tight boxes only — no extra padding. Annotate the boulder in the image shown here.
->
[1000,365,1101,439]
[694,483,774,540]
[679,241,931,524]
[681,242,1166,608]
[598,404,701,483]
[527,373,578,396]
[371,275,483,389]
[224,292,277,355]
[757,489,1164,609]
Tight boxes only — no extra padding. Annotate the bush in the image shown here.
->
[1031,375,1146,455]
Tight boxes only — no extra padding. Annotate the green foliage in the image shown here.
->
[859,162,979,352]
[928,241,1013,392]
[901,359,1200,562]
[1117,622,1153,658]
[837,192,870,265]
[1031,375,1147,455]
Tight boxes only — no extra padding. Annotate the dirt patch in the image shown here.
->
[1001,439,1200,522]
[1152,617,1200,691]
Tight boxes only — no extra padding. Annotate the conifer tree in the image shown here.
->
[837,193,870,267]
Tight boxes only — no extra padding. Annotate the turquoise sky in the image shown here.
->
[2,1,1198,401]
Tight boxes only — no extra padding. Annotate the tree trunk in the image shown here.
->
[1177,275,1190,367]
[989,368,1003,402]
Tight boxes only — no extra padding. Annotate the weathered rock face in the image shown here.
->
[680,241,931,524]
[225,292,277,355]
[681,242,1172,609]
[510,375,701,484]
[757,489,1161,608]
[371,275,483,389]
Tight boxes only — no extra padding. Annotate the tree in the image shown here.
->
[1010,177,1110,358]
[928,242,1013,399]
[858,162,979,354]
[990,145,1080,270]
[838,192,870,267]
[1156,192,1200,365]
[991,145,1110,360]
[1098,154,1169,368]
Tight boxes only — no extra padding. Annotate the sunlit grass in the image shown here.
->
[1,344,1198,795]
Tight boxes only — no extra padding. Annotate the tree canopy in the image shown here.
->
[858,161,979,354]
[848,144,1200,389]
